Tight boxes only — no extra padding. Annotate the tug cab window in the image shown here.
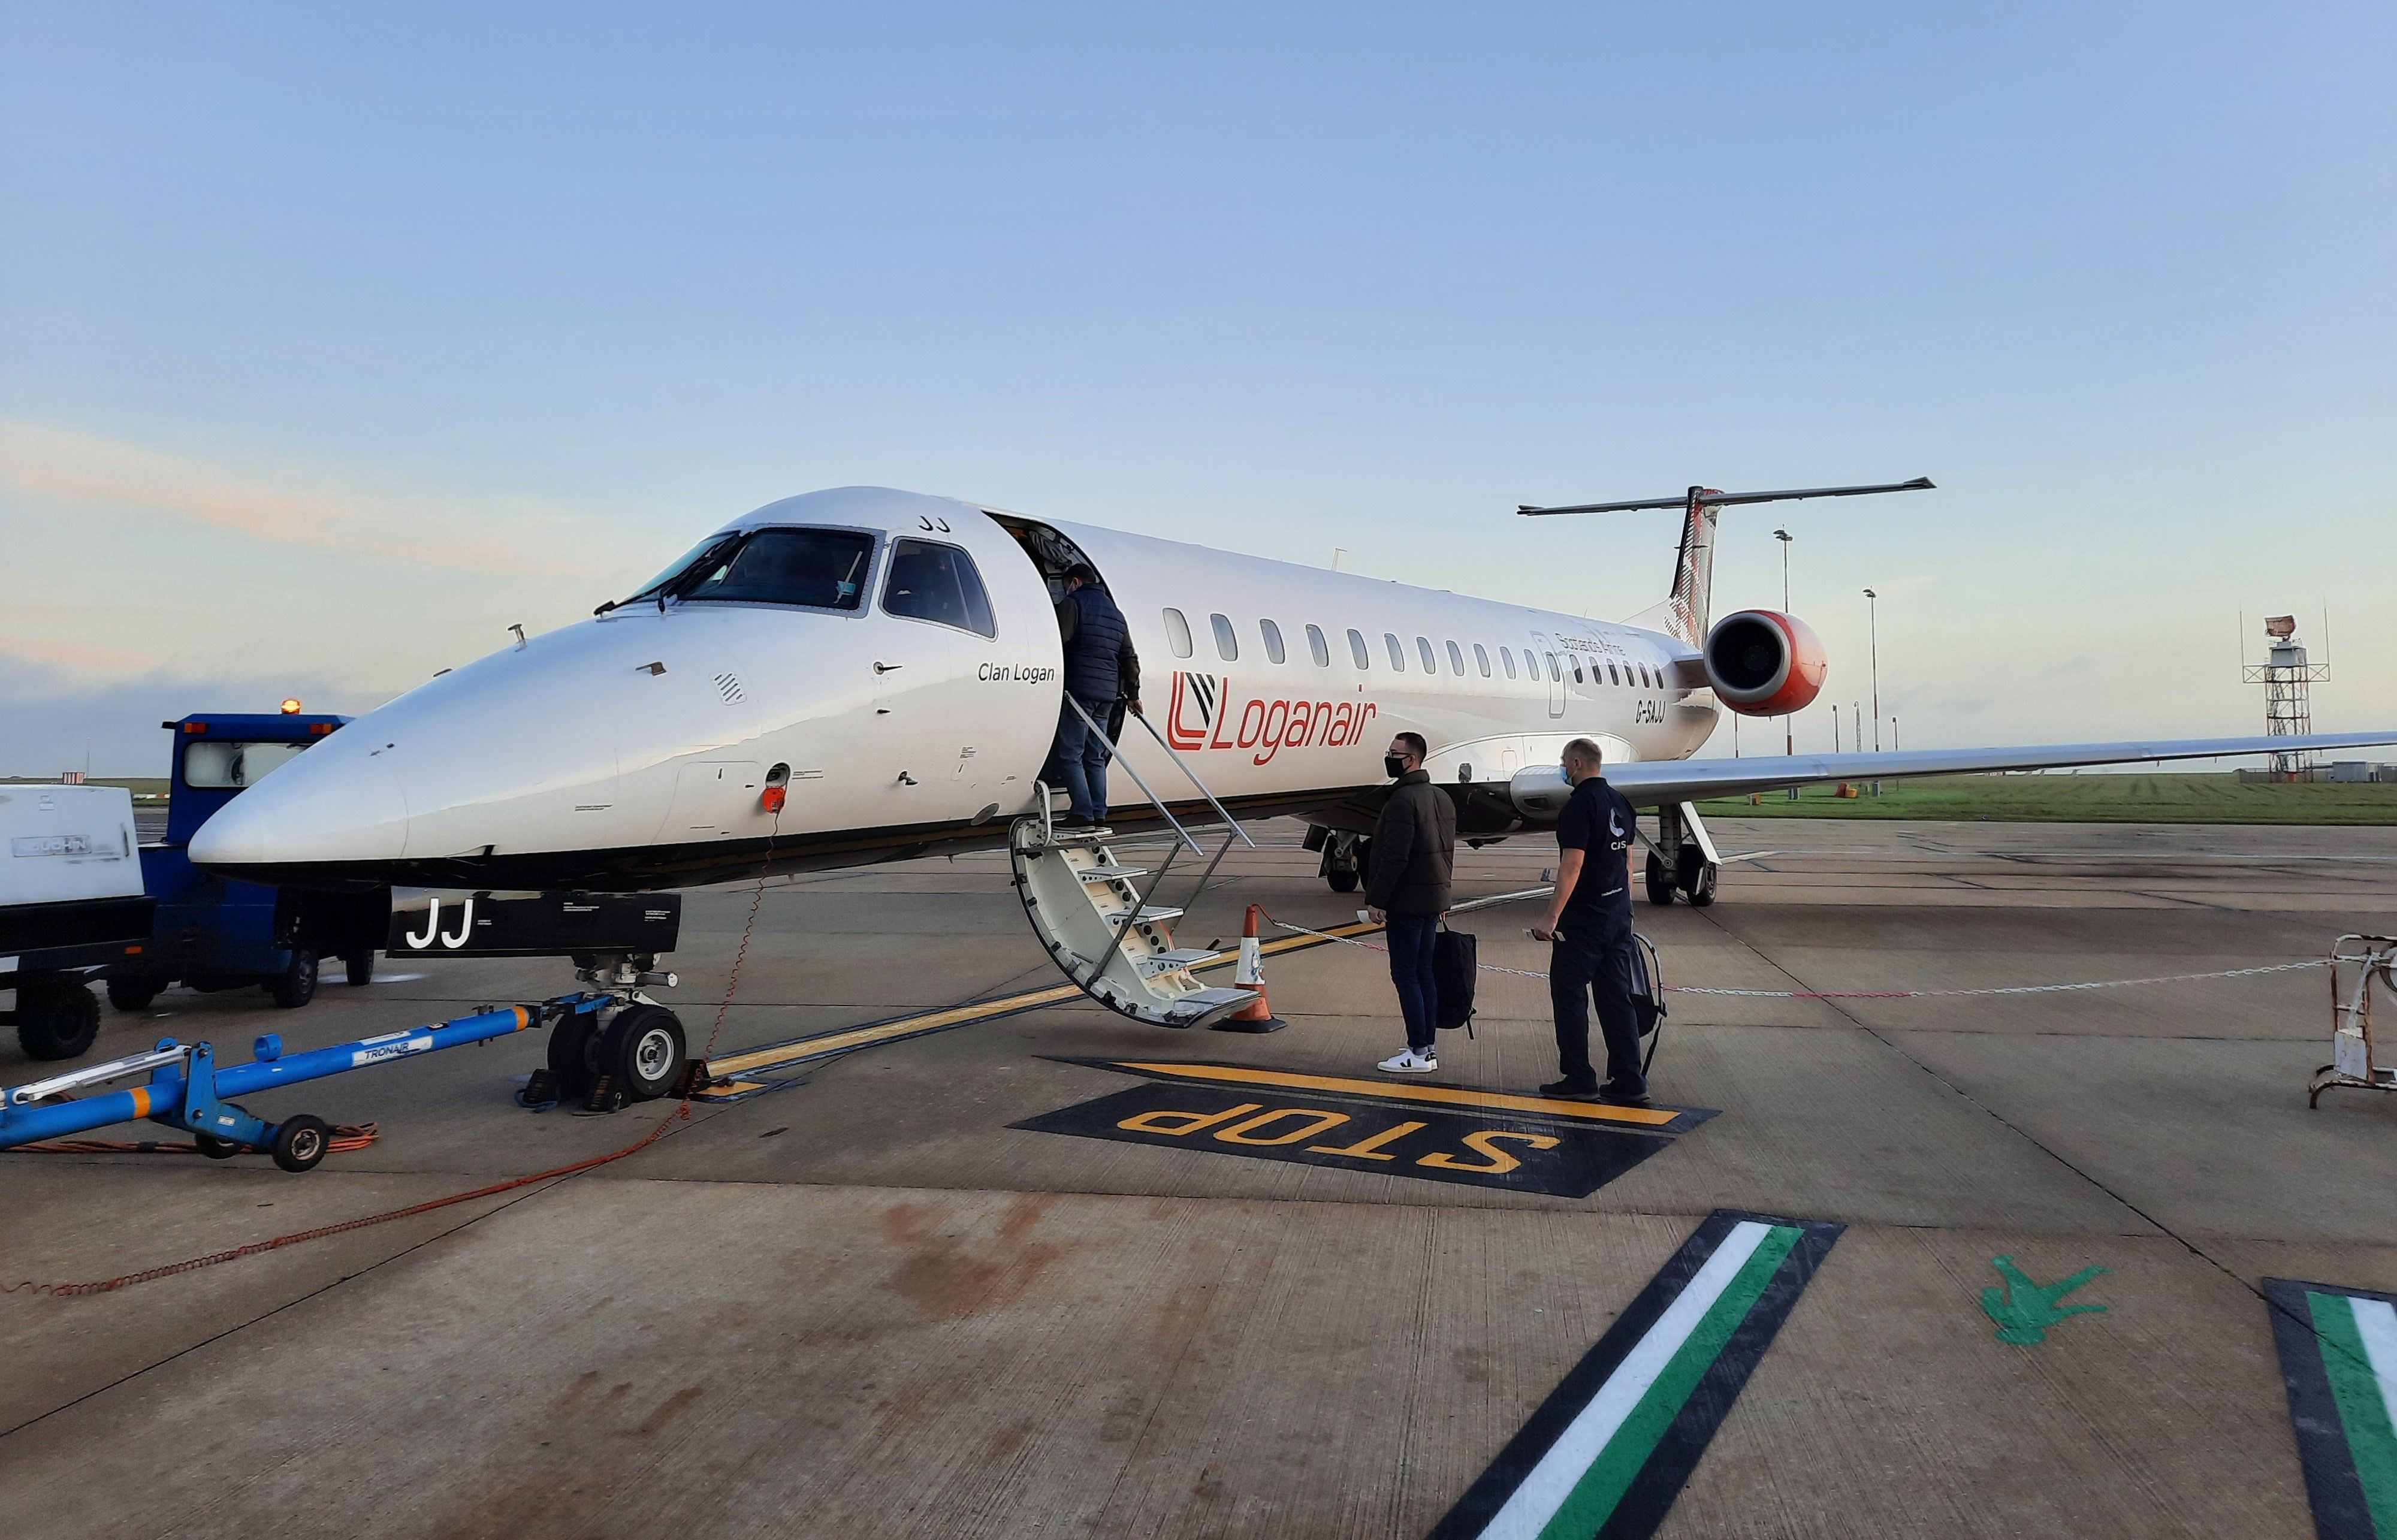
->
[183,739,311,790]
[653,527,876,611]
[881,539,996,637]
[1164,608,1194,658]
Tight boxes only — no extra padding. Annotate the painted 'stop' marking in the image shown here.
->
[1109,1060,1681,1128]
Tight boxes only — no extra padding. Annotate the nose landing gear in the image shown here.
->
[1311,831,1367,895]
[538,953,688,1109]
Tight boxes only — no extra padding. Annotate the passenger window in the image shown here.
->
[1642,663,1655,688]
[1348,629,1370,668]
[1260,618,1286,665]
[1473,643,1490,677]
[881,539,996,637]
[1308,624,1332,668]
[1212,613,1239,662]
[1164,608,1194,659]
[1501,647,1517,680]
[1385,633,1406,671]
[1545,653,1560,682]
[1571,657,1585,684]
[674,527,874,611]
[1445,640,1465,675]
[1607,663,1620,687]
[1417,636,1437,674]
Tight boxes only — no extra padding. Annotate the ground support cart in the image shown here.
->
[2311,935,2397,1108]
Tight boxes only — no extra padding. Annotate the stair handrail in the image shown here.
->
[1118,703,1257,849]
[1062,694,1204,856]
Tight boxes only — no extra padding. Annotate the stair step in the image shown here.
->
[1043,826,1116,845]
[1166,988,1254,1022]
[1100,905,1183,926]
[1140,948,1221,970]
[1076,865,1148,882]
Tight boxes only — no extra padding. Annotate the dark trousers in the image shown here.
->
[1385,911,1441,1053]
[1046,694,1113,820]
[1549,926,1645,1095]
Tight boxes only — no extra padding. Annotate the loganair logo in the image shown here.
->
[1167,672,1379,766]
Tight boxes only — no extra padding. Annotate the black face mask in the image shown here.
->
[1384,755,1410,779]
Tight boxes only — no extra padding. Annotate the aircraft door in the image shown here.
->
[1534,633,1567,718]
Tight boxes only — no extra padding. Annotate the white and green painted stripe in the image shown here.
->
[2267,1278,2397,1539]
[1429,1209,1843,1540]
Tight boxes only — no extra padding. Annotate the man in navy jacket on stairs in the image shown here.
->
[1046,564,1142,828]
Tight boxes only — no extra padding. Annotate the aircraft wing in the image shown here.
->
[1593,730,2397,806]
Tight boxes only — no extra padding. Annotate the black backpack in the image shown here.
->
[1433,926,1478,1035]
[1628,931,1667,1037]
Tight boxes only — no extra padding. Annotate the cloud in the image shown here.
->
[0,636,162,672]
[0,418,623,580]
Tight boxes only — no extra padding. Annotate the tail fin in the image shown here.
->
[1623,487,1720,647]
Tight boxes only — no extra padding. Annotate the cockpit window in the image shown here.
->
[183,739,311,790]
[676,528,876,610]
[882,539,997,638]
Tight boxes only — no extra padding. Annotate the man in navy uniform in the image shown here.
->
[1529,738,1649,1105]
[1047,564,1142,828]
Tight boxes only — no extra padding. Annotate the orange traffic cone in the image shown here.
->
[1215,904,1288,1034]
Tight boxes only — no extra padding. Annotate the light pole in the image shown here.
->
[1833,703,1841,753]
[1892,713,1900,752]
[1862,587,1881,752]
[1774,529,1794,758]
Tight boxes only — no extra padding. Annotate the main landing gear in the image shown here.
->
[533,953,690,1110]
[1306,827,1369,895]
[1644,802,1720,908]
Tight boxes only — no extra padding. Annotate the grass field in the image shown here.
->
[1695,772,2397,825]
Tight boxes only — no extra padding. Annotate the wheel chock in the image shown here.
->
[517,1068,562,1109]
[669,1058,713,1099]
[581,1074,626,1114]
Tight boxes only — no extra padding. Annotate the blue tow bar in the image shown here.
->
[0,994,603,1171]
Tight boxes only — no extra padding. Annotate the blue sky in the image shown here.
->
[3,2,2390,774]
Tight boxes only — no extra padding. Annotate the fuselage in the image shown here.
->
[190,487,1720,890]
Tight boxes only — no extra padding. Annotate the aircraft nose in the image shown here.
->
[189,754,411,872]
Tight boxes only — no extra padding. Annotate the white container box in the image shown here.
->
[0,785,144,909]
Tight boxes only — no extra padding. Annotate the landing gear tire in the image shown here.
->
[1644,852,1677,907]
[195,1132,243,1159]
[1683,861,1719,908]
[267,950,319,1010]
[107,976,164,1013]
[14,979,101,1060]
[344,950,376,988]
[547,1010,602,1101]
[1326,864,1359,894]
[272,1115,331,1173]
[602,1005,686,1101]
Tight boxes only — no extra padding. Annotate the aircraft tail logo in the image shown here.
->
[1167,672,1222,750]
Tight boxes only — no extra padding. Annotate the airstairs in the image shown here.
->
[1009,698,1263,1029]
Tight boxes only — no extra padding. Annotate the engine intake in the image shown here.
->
[1704,609,1827,717]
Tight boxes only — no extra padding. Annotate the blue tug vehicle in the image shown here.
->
[101,709,390,1016]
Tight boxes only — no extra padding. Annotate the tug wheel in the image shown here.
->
[272,1115,331,1173]
[107,976,165,1013]
[15,978,101,1060]
[602,1005,686,1101]
[343,950,376,988]
[195,1132,243,1159]
[267,950,319,1010]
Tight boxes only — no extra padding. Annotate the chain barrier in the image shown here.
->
[1266,917,2330,998]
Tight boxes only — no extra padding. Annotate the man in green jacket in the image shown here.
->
[1366,731,1457,1074]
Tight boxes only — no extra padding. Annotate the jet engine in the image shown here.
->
[1704,609,1827,716]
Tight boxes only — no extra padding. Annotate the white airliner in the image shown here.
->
[191,482,2396,910]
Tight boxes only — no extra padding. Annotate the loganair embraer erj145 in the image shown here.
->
[189,482,2397,1040]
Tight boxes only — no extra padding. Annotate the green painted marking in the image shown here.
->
[1981,1255,2108,1345]
[2307,1290,2397,1535]
[1537,1224,1803,1539]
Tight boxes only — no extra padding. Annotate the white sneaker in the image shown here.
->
[1377,1049,1438,1074]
